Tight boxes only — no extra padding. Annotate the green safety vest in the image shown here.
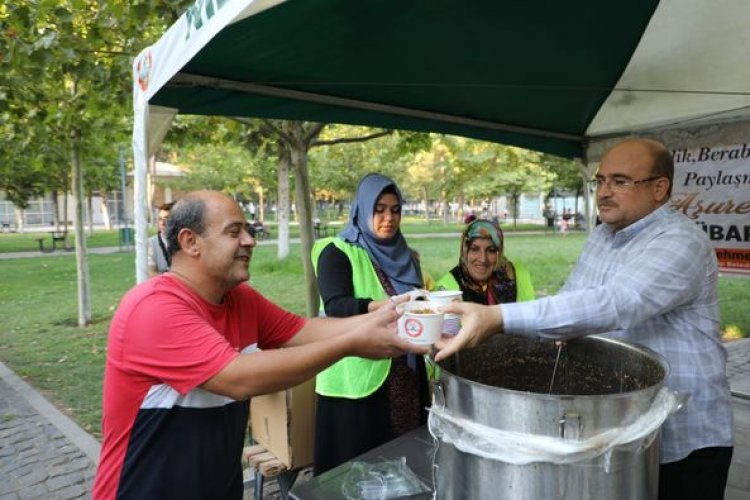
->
[434,260,536,302]
[311,237,393,398]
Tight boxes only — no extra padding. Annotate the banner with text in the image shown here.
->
[671,143,750,275]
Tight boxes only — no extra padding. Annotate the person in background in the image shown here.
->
[311,173,428,475]
[543,204,556,231]
[575,211,587,231]
[435,218,535,304]
[147,201,175,277]
[250,218,266,240]
[559,207,572,233]
[92,191,425,499]
[435,138,734,500]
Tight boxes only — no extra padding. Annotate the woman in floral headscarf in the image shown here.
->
[310,173,429,475]
[436,218,535,304]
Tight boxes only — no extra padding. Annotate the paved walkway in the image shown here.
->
[725,338,750,500]
[0,363,98,499]
[2,339,749,499]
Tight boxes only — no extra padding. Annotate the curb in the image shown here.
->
[0,361,100,464]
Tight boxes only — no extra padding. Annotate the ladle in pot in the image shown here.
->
[548,341,564,394]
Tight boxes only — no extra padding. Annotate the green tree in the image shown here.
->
[408,136,552,227]
[402,140,454,221]
[537,153,594,229]
[541,153,587,207]
[493,147,554,228]
[441,136,503,222]
[172,143,264,196]
[0,1,192,325]
[309,125,420,216]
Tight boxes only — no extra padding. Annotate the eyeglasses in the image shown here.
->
[158,217,169,222]
[589,176,664,192]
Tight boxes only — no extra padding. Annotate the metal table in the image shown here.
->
[289,426,435,499]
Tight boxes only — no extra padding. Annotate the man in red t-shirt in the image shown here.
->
[93,190,425,499]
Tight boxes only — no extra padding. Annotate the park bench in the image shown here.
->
[36,231,72,252]
[313,222,333,239]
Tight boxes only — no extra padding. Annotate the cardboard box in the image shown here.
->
[250,377,316,469]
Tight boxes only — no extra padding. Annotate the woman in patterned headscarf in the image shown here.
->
[436,218,535,304]
[310,173,428,475]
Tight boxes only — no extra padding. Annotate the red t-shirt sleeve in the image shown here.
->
[237,284,306,349]
[119,293,239,396]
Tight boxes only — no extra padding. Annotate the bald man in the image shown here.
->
[93,190,426,499]
[436,138,734,500]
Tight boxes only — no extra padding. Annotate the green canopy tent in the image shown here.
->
[133,0,750,281]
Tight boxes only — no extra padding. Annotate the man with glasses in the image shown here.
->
[435,138,734,500]
[147,201,175,277]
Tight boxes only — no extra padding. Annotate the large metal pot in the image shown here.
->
[430,334,669,500]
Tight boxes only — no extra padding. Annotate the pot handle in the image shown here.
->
[559,412,582,440]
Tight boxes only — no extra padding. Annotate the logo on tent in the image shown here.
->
[136,50,153,92]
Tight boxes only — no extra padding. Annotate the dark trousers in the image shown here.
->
[658,446,733,500]
[312,383,392,476]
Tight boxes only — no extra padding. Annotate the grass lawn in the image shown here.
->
[0,232,748,438]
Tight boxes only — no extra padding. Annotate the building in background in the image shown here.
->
[0,162,185,232]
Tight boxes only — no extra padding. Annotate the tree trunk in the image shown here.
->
[510,192,520,230]
[71,127,91,327]
[422,186,429,222]
[14,207,24,233]
[52,190,60,228]
[87,192,94,235]
[310,186,319,220]
[100,191,112,230]
[442,192,450,224]
[257,188,265,223]
[276,143,291,260]
[288,126,320,318]
[63,190,69,232]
